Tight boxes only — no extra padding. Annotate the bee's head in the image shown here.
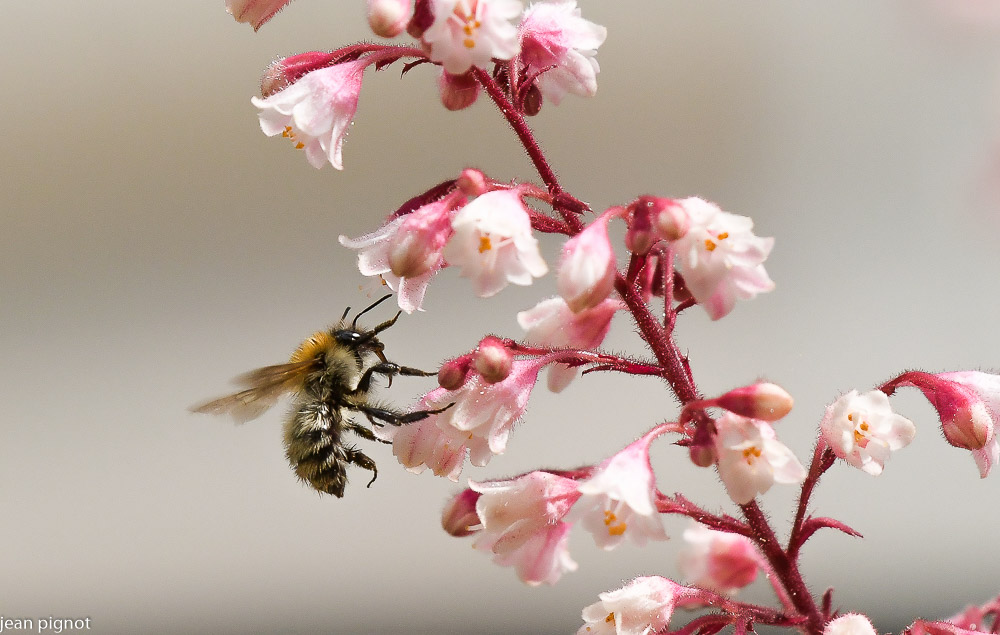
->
[333,294,397,363]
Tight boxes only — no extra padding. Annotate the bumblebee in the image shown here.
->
[192,295,449,497]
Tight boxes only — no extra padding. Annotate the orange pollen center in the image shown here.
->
[743,446,762,464]
[453,5,482,49]
[605,613,616,624]
[478,235,493,253]
[603,510,627,536]
[704,232,730,252]
[282,126,305,149]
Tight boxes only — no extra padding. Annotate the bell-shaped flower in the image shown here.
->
[825,614,878,635]
[339,196,459,312]
[820,390,916,476]
[577,576,684,635]
[570,428,669,549]
[678,521,761,596]
[376,390,468,481]
[226,0,292,30]
[714,413,806,505]
[441,487,482,536]
[671,197,775,320]
[251,59,367,170]
[517,297,620,391]
[558,212,616,313]
[442,190,548,297]
[888,370,1000,478]
[518,0,607,105]
[422,0,523,75]
[469,470,581,584]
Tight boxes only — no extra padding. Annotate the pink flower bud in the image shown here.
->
[689,444,716,468]
[474,336,513,384]
[679,522,761,595]
[456,168,488,197]
[406,0,434,39]
[366,0,412,38]
[558,212,616,313]
[226,0,293,31]
[625,198,656,255]
[653,198,689,241]
[441,488,482,537]
[438,70,481,111]
[714,382,794,422]
[260,51,340,98]
[522,84,543,117]
[438,356,472,390]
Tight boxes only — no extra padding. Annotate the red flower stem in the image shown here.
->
[741,501,823,633]
[472,67,584,232]
[614,272,699,404]
[788,439,836,559]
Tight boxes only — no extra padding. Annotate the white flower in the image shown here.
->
[820,390,916,476]
[578,576,679,635]
[442,190,548,297]
[571,430,668,549]
[714,413,806,505]
[518,0,607,105]
[825,614,878,635]
[423,0,523,74]
[251,60,366,169]
[557,212,616,313]
[671,197,775,320]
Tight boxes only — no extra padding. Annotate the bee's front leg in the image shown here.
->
[353,362,436,393]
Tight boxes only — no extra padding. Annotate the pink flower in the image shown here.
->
[714,413,806,505]
[225,0,292,30]
[441,488,481,536]
[469,471,581,585]
[671,197,775,320]
[442,190,548,297]
[558,212,616,313]
[678,521,761,596]
[518,0,607,105]
[377,390,468,481]
[889,370,1000,477]
[339,196,460,312]
[422,0,523,74]
[825,614,878,635]
[820,390,916,476]
[517,297,620,391]
[571,428,668,549]
[251,60,366,170]
[577,576,681,635]
[438,69,481,111]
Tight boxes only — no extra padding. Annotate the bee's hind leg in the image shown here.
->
[358,402,455,427]
[345,447,379,488]
[343,420,391,445]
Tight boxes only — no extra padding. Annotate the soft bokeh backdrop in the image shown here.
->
[3,1,1000,633]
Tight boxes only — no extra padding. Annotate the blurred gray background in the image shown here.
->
[3,1,1000,633]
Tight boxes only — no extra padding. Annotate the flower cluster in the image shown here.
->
[222,1,1000,633]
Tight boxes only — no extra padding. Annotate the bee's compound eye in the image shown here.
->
[334,330,363,345]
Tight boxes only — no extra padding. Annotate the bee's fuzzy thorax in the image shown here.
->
[289,330,335,364]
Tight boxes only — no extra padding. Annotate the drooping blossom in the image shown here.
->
[714,413,806,505]
[339,195,461,312]
[887,370,1000,477]
[671,197,775,320]
[422,0,523,75]
[820,390,916,476]
[251,59,367,170]
[441,487,481,536]
[570,427,669,549]
[376,390,468,481]
[226,0,292,30]
[825,614,878,635]
[518,0,607,105]
[678,521,761,596]
[577,576,683,635]
[442,190,548,297]
[469,471,581,585]
[558,211,616,313]
[438,69,481,111]
[517,296,620,391]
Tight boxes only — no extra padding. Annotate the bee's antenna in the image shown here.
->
[352,294,393,329]
[341,306,352,321]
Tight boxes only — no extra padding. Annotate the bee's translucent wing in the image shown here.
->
[191,360,317,424]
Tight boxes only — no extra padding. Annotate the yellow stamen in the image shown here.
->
[605,613,616,624]
[743,446,762,465]
[294,142,304,149]
[705,239,717,251]
[478,235,493,253]
[603,510,627,536]
[717,232,729,240]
